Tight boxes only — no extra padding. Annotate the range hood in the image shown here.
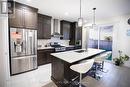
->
[51,19,63,38]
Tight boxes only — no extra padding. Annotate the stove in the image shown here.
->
[55,46,66,52]
[50,42,66,52]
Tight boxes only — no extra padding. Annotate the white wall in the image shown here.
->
[116,15,130,66]
[82,26,89,49]
[84,14,130,67]
[0,15,10,87]
[0,17,6,87]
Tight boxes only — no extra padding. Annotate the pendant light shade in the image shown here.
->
[78,18,83,27]
[92,8,97,29]
[78,0,83,27]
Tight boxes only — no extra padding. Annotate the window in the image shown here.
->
[88,25,113,51]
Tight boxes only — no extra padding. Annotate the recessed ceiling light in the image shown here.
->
[27,0,31,1]
[84,20,87,23]
[65,12,69,16]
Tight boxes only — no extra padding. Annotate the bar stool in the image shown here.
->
[94,51,112,71]
[94,51,112,79]
[70,59,94,87]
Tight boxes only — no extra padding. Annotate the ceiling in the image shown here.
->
[16,0,130,22]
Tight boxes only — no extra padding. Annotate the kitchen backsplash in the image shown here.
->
[38,39,70,47]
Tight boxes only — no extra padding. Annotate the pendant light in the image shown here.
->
[78,0,83,27]
[92,8,96,29]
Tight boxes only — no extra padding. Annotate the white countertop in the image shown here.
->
[37,45,75,50]
[51,48,105,63]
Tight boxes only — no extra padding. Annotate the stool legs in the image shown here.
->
[101,61,108,73]
[79,73,82,87]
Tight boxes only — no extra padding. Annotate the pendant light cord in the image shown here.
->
[93,8,96,25]
[80,0,81,18]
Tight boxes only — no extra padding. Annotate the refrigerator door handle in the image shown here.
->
[12,55,37,60]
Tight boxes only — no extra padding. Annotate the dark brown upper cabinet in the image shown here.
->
[76,27,82,41]
[24,9,38,29]
[9,7,24,28]
[70,22,82,45]
[60,21,81,45]
[38,14,52,39]
[69,22,76,45]
[75,23,82,46]
[60,20,71,40]
[9,2,38,29]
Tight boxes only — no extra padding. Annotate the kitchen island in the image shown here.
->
[51,48,105,87]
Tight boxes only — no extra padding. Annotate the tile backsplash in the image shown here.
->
[38,39,70,47]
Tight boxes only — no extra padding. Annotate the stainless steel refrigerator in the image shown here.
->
[10,28,37,75]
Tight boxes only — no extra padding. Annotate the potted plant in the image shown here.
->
[113,50,129,66]
[104,36,112,41]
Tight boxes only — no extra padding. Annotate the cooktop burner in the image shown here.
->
[50,42,66,52]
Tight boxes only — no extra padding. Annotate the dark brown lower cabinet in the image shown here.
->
[37,50,46,66]
[44,49,55,63]
[66,47,75,51]
[37,49,55,66]
[37,47,78,66]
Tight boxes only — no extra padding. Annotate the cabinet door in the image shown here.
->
[37,49,54,66]
[76,27,82,40]
[61,21,71,40]
[45,49,54,63]
[37,14,51,39]
[24,9,37,29]
[37,21,44,39]
[42,17,51,39]
[66,47,75,51]
[9,8,24,28]
[37,50,47,66]
[37,17,44,39]
[69,22,76,45]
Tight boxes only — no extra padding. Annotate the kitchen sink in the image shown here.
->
[75,49,87,53]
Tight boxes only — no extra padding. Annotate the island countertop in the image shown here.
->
[51,48,105,63]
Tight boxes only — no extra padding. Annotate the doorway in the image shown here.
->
[88,24,113,60]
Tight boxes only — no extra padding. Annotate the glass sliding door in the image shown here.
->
[88,25,113,50]
[88,27,99,49]
[88,25,113,60]
[99,25,113,51]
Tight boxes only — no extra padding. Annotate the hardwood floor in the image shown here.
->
[43,62,130,87]
[42,82,57,87]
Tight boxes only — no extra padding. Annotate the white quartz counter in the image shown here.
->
[37,45,75,50]
[51,48,105,63]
